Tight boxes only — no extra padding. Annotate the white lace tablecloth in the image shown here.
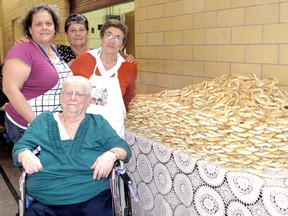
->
[124,131,288,216]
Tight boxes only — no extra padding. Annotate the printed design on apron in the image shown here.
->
[89,48,123,107]
[90,81,109,106]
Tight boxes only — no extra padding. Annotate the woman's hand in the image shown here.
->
[0,103,7,111]
[91,151,117,180]
[125,54,136,64]
[18,150,43,174]
[14,35,30,45]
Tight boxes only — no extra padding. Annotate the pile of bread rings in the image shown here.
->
[126,74,288,173]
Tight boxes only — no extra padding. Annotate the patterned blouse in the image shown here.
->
[56,44,77,64]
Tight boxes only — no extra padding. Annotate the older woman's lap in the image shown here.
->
[24,189,113,216]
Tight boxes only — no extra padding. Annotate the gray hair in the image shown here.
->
[21,3,61,38]
[62,76,92,95]
[64,14,89,33]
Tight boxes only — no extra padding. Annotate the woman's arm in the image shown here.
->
[3,58,36,123]
[122,63,138,111]
[91,147,128,180]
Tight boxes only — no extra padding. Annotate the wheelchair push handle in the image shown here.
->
[32,146,41,155]
[116,169,139,203]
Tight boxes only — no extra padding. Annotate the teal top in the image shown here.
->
[13,112,131,205]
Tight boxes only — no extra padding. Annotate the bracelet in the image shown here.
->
[109,149,120,160]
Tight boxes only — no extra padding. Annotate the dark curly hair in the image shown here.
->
[21,3,61,38]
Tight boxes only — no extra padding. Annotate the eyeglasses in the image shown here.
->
[63,91,88,99]
[104,32,123,43]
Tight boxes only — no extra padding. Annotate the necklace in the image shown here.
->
[61,115,79,140]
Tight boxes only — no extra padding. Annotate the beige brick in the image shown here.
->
[139,0,155,7]
[231,63,261,77]
[246,4,279,25]
[205,62,230,77]
[140,72,156,85]
[173,46,193,60]
[232,25,262,44]
[156,73,173,88]
[135,21,140,34]
[217,45,244,62]
[232,0,263,8]
[205,0,231,11]
[183,0,205,14]
[147,5,163,19]
[246,45,278,64]
[135,0,140,8]
[172,75,193,89]
[206,28,231,44]
[155,47,174,60]
[183,61,204,76]
[139,20,155,33]
[135,33,147,46]
[136,72,141,83]
[217,8,245,27]
[262,65,288,85]
[148,32,164,46]
[164,1,182,17]
[154,0,175,2]
[263,0,284,4]
[164,60,182,74]
[164,31,183,45]
[172,14,193,30]
[147,59,164,72]
[280,2,288,22]
[193,11,217,29]
[139,46,155,59]
[183,29,205,45]
[135,7,148,21]
[155,17,173,32]
[136,59,148,71]
[193,45,217,61]
[155,0,166,3]
[147,86,166,94]
[279,44,288,64]
[136,83,148,94]
[193,76,214,85]
[263,23,288,43]
[135,47,141,59]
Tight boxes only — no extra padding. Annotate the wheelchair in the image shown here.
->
[17,147,137,216]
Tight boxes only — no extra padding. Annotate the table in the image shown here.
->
[124,130,288,216]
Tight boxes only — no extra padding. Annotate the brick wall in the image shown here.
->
[135,0,288,94]
[2,0,288,93]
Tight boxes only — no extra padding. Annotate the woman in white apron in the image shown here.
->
[70,19,138,138]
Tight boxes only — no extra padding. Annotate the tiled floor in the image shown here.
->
[0,141,21,216]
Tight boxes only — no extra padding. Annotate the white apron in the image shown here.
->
[87,48,126,138]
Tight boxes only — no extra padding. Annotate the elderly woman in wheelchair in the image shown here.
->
[12,76,131,216]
